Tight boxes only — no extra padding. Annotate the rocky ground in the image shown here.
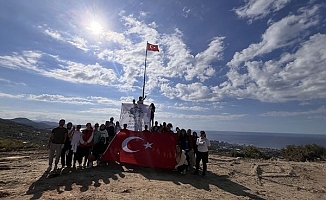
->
[0,150,325,200]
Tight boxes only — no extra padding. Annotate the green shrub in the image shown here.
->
[244,145,265,159]
[229,148,244,157]
[281,144,326,162]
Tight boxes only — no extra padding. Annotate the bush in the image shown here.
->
[229,148,244,157]
[244,145,265,159]
[281,144,326,162]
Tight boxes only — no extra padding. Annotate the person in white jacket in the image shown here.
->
[175,145,188,174]
[193,131,211,177]
[70,125,81,168]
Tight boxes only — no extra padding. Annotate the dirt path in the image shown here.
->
[0,150,325,199]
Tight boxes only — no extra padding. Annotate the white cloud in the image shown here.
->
[43,61,118,86]
[2,8,324,105]
[160,30,224,83]
[3,14,225,102]
[0,50,43,71]
[27,94,93,105]
[0,91,123,107]
[156,111,247,121]
[96,15,224,95]
[102,30,131,46]
[261,106,326,117]
[89,96,121,106]
[0,78,26,86]
[44,29,62,40]
[0,78,11,84]
[67,36,88,51]
[161,82,211,101]
[122,14,160,43]
[0,106,109,125]
[79,107,121,117]
[42,27,89,51]
[168,103,209,111]
[0,92,25,99]
[228,5,320,68]
[0,51,118,87]
[222,33,326,102]
[234,0,291,22]
[182,7,191,18]
[139,11,148,18]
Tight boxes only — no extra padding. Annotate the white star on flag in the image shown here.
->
[144,142,153,149]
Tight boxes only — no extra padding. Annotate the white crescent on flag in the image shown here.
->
[122,136,144,153]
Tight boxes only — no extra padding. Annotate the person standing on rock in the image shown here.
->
[46,119,68,172]
[149,103,155,128]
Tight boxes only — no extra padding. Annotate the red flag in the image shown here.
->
[147,42,159,52]
[101,130,177,169]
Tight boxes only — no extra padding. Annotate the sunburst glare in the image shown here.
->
[89,21,103,35]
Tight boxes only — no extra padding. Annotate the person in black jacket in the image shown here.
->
[61,122,74,168]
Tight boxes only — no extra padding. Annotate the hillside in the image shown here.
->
[10,118,54,129]
[0,118,50,149]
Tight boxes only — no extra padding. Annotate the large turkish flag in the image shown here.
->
[101,130,177,169]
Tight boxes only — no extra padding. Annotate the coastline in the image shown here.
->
[206,131,326,149]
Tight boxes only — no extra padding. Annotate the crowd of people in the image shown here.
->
[47,117,211,177]
[47,118,121,172]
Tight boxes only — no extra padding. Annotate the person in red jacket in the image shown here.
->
[77,123,94,168]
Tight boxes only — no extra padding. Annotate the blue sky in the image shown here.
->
[0,0,325,134]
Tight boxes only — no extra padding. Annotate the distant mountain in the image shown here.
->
[0,118,49,145]
[37,121,58,128]
[10,118,53,130]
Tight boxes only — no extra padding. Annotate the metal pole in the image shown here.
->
[142,42,148,99]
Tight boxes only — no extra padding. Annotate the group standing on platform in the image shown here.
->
[47,101,210,177]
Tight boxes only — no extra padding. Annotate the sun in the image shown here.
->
[89,21,103,35]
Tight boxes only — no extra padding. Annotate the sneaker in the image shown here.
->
[181,169,186,175]
[202,174,207,178]
[46,166,52,172]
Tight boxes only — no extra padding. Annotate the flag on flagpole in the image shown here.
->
[147,42,159,52]
[101,130,177,169]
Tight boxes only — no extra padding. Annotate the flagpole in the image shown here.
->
[142,42,148,99]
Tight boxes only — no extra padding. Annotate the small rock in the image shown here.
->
[122,189,131,193]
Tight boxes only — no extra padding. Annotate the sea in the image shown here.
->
[205,131,326,150]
